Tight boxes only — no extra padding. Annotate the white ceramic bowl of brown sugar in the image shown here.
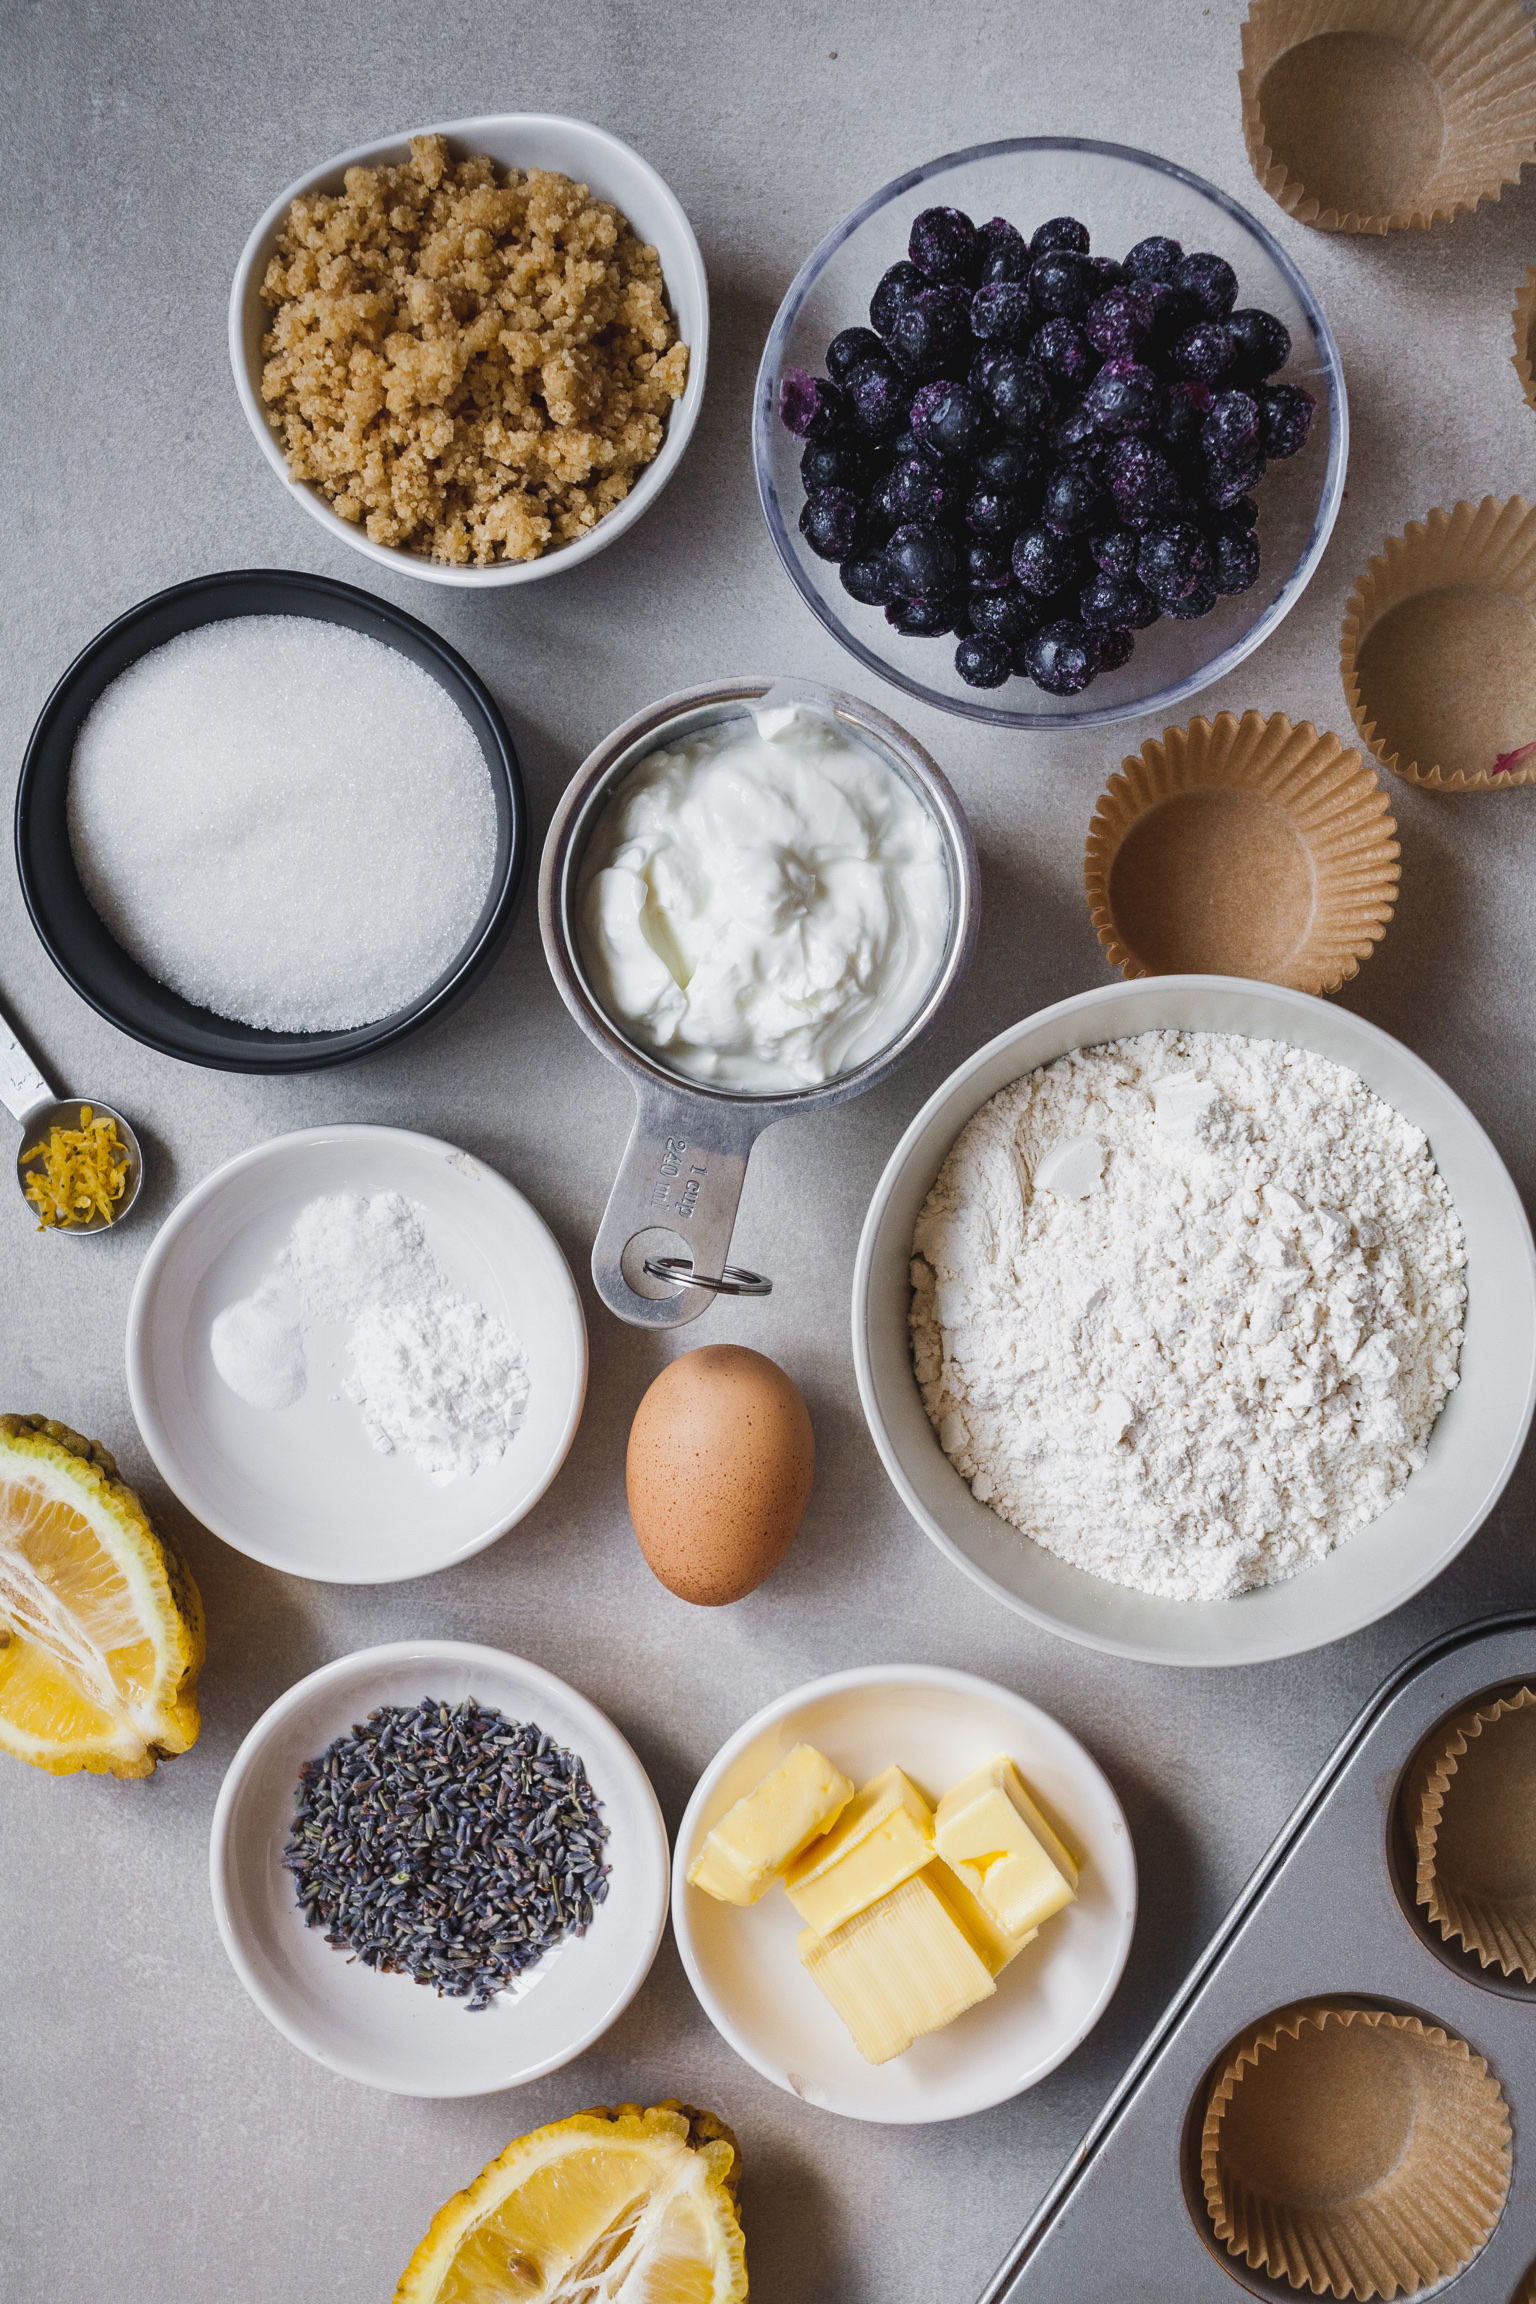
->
[229,114,708,587]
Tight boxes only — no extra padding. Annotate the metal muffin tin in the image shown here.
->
[540,678,979,1329]
[981,1611,1536,2304]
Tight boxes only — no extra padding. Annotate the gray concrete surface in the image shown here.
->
[2,3,1534,2298]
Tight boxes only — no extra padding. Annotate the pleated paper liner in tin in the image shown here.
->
[1083,712,1398,996]
[1513,264,1536,414]
[1200,2002,1512,2300]
[1413,1685,1536,1982]
[1239,0,1536,234]
[1341,496,1536,792]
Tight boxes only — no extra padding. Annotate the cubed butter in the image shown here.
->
[787,1796,933,1935]
[784,1764,933,1900]
[929,1859,1038,1977]
[798,1868,995,2064]
[687,1743,853,1906]
[934,1755,1078,1941]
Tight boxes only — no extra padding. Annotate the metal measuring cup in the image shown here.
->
[539,679,979,1329]
[2,1001,142,1233]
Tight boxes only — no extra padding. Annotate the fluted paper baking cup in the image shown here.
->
[1240,0,1536,233]
[1202,2003,1512,2299]
[1084,712,1398,995]
[1513,265,1536,412]
[1341,497,1536,792]
[1415,1685,1536,1980]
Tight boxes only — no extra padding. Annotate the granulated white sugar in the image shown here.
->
[67,615,498,1032]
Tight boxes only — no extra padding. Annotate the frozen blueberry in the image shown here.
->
[969,348,1007,399]
[1123,234,1183,283]
[1043,463,1105,535]
[886,592,964,636]
[799,487,862,560]
[1106,436,1183,529]
[909,205,979,284]
[1226,308,1291,378]
[1029,251,1094,321]
[970,281,1034,347]
[967,583,1041,640]
[845,355,910,436]
[1171,321,1235,382]
[863,465,906,533]
[1137,522,1212,604]
[1201,390,1260,458]
[1209,522,1262,595]
[1173,251,1238,319]
[1030,317,1096,390]
[986,353,1055,439]
[1050,404,1102,462]
[888,285,973,376]
[955,633,1014,687]
[890,453,961,523]
[1159,378,1214,459]
[1081,358,1161,437]
[1080,573,1160,629]
[1163,579,1219,620]
[909,378,987,461]
[886,424,929,460]
[1203,447,1266,510]
[779,368,847,440]
[826,325,889,382]
[1090,526,1141,581]
[1085,255,1125,289]
[1257,382,1315,459]
[1012,523,1083,596]
[839,551,898,606]
[1093,626,1136,671]
[1085,285,1156,361]
[1022,619,1097,694]
[800,440,867,492]
[965,536,1016,590]
[975,437,1039,491]
[1225,493,1259,531]
[1030,215,1090,257]
[967,486,1029,535]
[977,216,1032,284]
[884,521,960,598]
[870,261,925,339]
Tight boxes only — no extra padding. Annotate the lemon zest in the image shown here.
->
[20,1107,130,1231]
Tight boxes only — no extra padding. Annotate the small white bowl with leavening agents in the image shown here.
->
[853,977,1536,1668]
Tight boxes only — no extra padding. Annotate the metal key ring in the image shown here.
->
[642,1255,773,1297]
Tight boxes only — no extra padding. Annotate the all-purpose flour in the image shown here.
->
[909,1032,1466,1600]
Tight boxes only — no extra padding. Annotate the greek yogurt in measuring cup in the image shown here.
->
[576,700,950,1093]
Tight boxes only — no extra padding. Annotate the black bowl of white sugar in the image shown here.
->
[16,570,526,1072]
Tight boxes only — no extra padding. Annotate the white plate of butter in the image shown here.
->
[671,1664,1136,2122]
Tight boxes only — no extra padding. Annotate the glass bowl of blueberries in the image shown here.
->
[752,138,1346,728]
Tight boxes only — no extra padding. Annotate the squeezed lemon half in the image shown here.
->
[0,1415,204,1777]
[394,2103,749,2304]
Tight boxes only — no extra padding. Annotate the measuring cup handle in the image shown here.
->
[0,1006,53,1127]
[592,1082,771,1328]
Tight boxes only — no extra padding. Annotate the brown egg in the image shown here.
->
[626,1345,815,1605]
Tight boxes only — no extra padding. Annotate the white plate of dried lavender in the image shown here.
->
[126,1125,587,1583]
[210,1641,669,2096]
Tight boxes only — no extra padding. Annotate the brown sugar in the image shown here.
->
[258,134,690,566]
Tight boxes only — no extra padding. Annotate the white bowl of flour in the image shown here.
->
[853,978,1536,1666]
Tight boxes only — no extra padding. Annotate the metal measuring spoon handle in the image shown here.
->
[0,1001,55,1127]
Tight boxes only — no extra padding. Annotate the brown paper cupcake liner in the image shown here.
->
[1240,0,1536,233]
[1513,265,1536,413]
[1083,711,1398,995]
[1512,2259,1536,2304]
[1202,2002,1512,2299]
[1415,1685,1536,1980]
[1341,497,1536,792]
